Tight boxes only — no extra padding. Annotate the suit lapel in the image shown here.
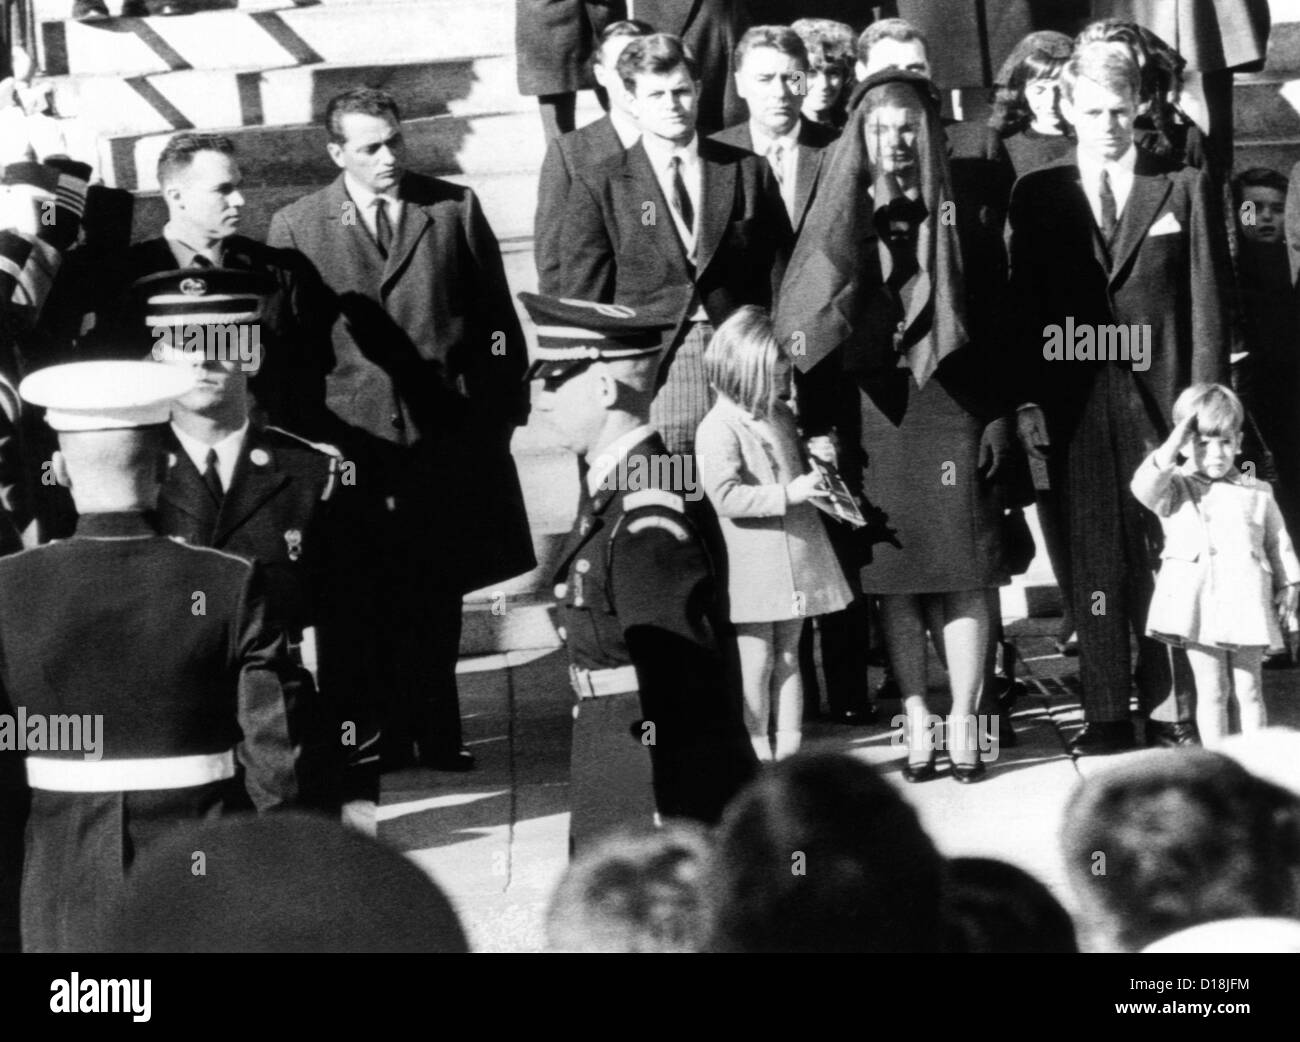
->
[792,141,821,231]
[160,436,217,532]
[381,179,433,293]
[324,175,387,281]
[1107,167,1174,284]
[1059,166,1111,275]
[626,142,693,277]
[695,150,735,275]
[212,431,289,545]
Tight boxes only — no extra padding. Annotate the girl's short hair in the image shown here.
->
[1172,383,1245,439]
[704,305,784,419]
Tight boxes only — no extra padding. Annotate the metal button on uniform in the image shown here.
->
[554,583,568,599]
[575,559,591,573]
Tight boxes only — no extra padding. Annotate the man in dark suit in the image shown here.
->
[1009,42,1232,754]
[560,33,792,457]
[4,360,304,952]
[536,18,651,296]
[711,24,840,239]
[521,292,756,854]
[267,88,535,772]
[138,269,383,827]
[90,132,329,436]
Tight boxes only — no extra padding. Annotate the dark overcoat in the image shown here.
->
[267,172,535,593]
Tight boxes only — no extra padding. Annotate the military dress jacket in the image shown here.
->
[553,433,756,824]
[157,423,382,807]
[0,511,302,951]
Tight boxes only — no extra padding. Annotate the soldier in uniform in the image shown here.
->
[137,269,384,827]
[520,293,757,854]
[1,360,306,952]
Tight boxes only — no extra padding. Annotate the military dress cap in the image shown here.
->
[132,267,276,327]
[518,292,672,381]
[19,360,196,431]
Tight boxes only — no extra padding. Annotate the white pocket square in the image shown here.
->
[1147,212,1182,236]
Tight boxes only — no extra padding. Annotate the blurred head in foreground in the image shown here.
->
[546,822,712,953]
[705,753,944,952]
[1060,748,1300,952]
[941,856,1078,953]
[106,813,469,953]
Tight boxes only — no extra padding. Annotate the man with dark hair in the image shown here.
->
[91,132,328,436]
[535,19,652,295]
[559,32,791,459]
[268,87,535,773]
[856,17,931,78]
[631,0,751,134]
[1061,748,1300,952]
[1010,42,1232,754]
[713,25,835,238]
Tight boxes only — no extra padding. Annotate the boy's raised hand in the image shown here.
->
[1155,413,1198,469]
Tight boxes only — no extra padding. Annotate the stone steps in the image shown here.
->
[38,0,511,76]
[46,53,526,136]
[105,106,553,190]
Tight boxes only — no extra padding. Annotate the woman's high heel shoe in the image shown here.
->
[902,753,938,783]
[951,757,986,784]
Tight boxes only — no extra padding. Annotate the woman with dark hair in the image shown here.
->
[777,70,1011,784]
[791,17,857,131]
[705,753,945,953]
[990,30,1075,176]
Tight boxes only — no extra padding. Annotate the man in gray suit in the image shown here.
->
[267,88,535,773]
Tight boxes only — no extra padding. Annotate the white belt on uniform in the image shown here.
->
[570,664,639,700]
[25,750,237,792]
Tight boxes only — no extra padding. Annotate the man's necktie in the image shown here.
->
[202,447,224,504]
[769,142,794,218]
[669,156,694,234]
[1099,168,1118,243]
[191,254,213,268]
[374,197,392,259]
[768,142,786,189]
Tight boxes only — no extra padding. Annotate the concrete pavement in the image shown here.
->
[376,536,1300,952]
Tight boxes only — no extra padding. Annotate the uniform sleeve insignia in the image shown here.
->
[625,516,690,541]
[624,489,685,513]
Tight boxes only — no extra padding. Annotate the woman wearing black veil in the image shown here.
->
[776,70,1012,783]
